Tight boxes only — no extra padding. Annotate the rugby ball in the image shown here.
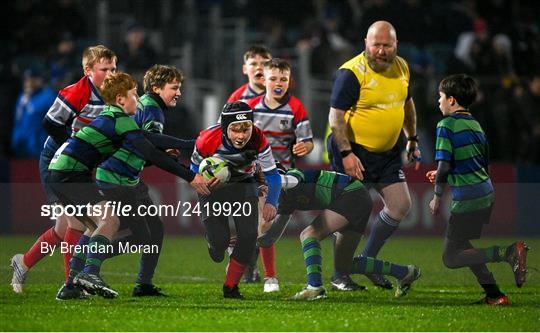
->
[198,155,231,183]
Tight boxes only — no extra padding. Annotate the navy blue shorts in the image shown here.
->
[446,205,493,241]
[48,171,105,207]
[39,137,60,204]
[327,134,405,190]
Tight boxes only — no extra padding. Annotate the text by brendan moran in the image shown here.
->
[41,242,159,256]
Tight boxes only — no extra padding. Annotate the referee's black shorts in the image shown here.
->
[327,134,405,190]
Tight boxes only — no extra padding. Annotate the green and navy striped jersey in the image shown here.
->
[435,111,494,213]
[95,93,167,187]
[278,168,364,214]
[133,93,165,134]
[49,105,143,173]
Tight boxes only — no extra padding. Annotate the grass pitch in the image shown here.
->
[1,236,538,331]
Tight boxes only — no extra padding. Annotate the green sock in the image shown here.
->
[485,246,507,262]
[83,235,111,275]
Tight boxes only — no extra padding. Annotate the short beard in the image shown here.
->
[365,52,396,72]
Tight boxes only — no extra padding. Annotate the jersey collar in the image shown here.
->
[262,93,291,111]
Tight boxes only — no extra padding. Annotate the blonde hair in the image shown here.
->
[82,45,117,70]
[229,122,252,131]
[100,72,137,105]
[143,64,184,93]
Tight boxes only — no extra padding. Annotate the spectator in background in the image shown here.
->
[118,23,159,77]
[491,34,516,87]
[297,18,353,80]
[49,32,80,91]
[10,67,56,158]
[509,6,540,76]
[455,18,491,72]
[515,76,540,164]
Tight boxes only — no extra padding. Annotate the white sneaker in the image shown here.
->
[395,265,421,298]
[263,277,280,293]
[290,285,327,300]
[11,254,29,293]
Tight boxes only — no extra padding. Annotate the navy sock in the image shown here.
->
[136,250,161,285]
[361,211,399,258]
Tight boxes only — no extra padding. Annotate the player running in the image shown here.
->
[428,74,528,305]
[259,167,421,300]
[190,101,282,299]
[11,45,117,294]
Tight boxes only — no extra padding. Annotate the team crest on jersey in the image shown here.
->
[398,169,406,180]
[355,60,366,73]
[279,119,289,130]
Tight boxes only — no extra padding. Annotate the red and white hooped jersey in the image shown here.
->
[45,76,104,134]
[227,83,265,103]
[246,94,313,165]
[191,124,277,181]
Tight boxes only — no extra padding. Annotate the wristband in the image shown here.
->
[434,184,444,197]
[407,135,418,142]
[340,149,352,158]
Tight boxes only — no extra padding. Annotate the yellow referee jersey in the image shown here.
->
[339,52,410,152]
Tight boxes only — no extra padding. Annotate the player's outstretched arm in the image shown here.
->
[143,131,195,150]
[131,133,209,195]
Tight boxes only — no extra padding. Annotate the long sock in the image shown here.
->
[330,233,341,278]
[361,211,399,258]
[481,283,504,298]
[352,256,408,279]
[224,258,246,288]
[469,266,504,297]
[469,264,497,285]
[66,234,90,288]
[260,245,276,278]
[243,247,259,278]
[83,235,111,275]
[302,237,322,288]
[136,236,163,285]
[62,227,83,279]
[22,227,62,268]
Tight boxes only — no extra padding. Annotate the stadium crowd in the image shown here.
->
[2,0,540,164]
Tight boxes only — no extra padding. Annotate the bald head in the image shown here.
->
[364,21,398,72]
[366,21,397,40]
